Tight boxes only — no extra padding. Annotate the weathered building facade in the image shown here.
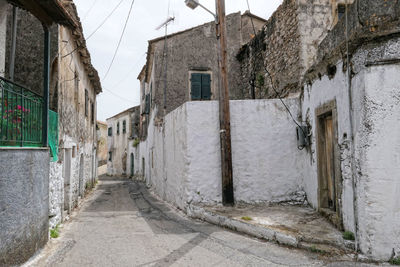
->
[0,0,79,265]
[97,120,108,175]
[138,11,266,138]
[5,1,102,228]
[133,0,400,262]
[107,106,139,176]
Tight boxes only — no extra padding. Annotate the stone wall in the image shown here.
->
[5,7,58,95]
[143,12,266,122]
[49,25,98,221]
[0,148,50,266]
[299,0,400,260]
[137,99,307,210]
[237,0,336,99]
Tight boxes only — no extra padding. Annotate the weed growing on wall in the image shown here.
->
[50,224,60,238]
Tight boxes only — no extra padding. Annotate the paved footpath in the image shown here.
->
[27,176,379,267]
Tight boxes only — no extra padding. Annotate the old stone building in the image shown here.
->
[1,0,101,236]
[107,106,139,176]
[138,11,266,138]
[97,120,108,175]
[0,0,78,265]
[237,0,354,99]
[132,0,400,262]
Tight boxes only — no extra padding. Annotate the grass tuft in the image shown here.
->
[342,231,355,241]
[309,245,327,254]
[390,257,400,265]
[241,216,252,221]
[50,224,60,238]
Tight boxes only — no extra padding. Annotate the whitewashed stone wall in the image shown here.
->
[138,99,306,210]
[301,36,400,260]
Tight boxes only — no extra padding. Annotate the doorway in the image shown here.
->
[316,100,343,229]
[130,153,134,177]
[63,148,72,213]
[79,154,84,197]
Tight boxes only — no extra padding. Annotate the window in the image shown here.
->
[91,102,95,124]
[117,122,120,135]
[123,120,126,134]
[108,151,112,161]
[144,94,150,114]
[190,73,211,100]
[108,127,112,136]
[85,89,88,117]
[338,4,346,21]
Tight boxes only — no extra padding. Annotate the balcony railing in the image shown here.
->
[0,76,43,147]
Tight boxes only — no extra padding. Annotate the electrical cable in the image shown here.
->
[108,52,146,89]
[102,0,136,81]
[82,0,98,22]
[102,87,136,104]
[62,0,125,58]
[245,0,308,149]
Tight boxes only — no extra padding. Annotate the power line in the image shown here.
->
[102,0,136,81]
[62,0,125,58]
[82,0,98,22]
[102,87,136,104]
[108,52,146,88]
[245,0,307,147]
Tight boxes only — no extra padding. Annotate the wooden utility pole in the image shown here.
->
[215,0,234,205]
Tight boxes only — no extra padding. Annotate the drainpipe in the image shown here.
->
[345,0,359,251]
[42,25,50,147]
[9,6,17,81]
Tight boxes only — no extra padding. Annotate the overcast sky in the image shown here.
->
[74,0,283,121]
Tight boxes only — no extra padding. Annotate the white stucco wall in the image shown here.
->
[300,60,357,234]
[139,99,307,210]
[301,36,400,260]
[355,64,400,260]
[107,113,131,176]
[0,0,7,76]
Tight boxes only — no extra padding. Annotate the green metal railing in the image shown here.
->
[48,110,58,161]
[0,76,43,147]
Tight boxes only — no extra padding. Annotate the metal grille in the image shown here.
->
[0,76,43,147]
[48,110,58,161]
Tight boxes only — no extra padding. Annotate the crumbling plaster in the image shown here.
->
[301,31,400,260]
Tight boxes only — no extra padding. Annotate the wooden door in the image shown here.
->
[324,116,336,211]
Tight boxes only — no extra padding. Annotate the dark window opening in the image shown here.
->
[91,102,95,124]
[117,122,120,135]
[108,127,112,136]
[338,4,346,21]
[190,73,211,100]
[108,151,112,161]
[123,120,126,134]
[85,89,88,117]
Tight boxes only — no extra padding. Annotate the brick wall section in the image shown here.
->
[237,0,302,99]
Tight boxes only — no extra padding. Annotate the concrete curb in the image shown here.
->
[187,205,353,255]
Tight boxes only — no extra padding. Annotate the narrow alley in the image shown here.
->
[27,176,373,267]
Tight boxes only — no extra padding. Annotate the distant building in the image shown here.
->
[97,120,108,175]
[107,106,139,176]
[138,11,266,138]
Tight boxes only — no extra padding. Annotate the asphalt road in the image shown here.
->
[28,176,378,267]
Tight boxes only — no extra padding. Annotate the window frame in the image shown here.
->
[188,71,213,101]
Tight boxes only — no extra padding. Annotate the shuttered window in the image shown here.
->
[144,94,150,114]
[191,73,211,100]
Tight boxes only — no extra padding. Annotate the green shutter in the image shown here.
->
[145,94,150,114]
[201,74,211,100]
[191,73,201,100]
